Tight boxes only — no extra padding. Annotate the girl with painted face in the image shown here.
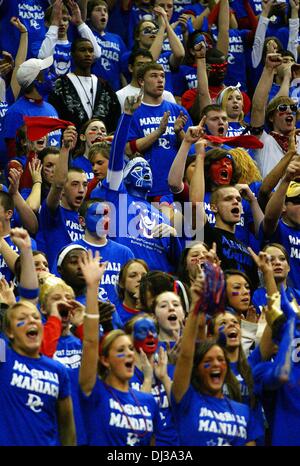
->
[116,259,149,325]
[125,314,180,445]
[72,118,108,181]
[0,300,76,446]
[79,251,163,446]
[225,270,253,319]
[171,275,258,446]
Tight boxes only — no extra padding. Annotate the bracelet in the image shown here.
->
[21,31,28,34]
[84,313,100,319]
[18,286,39,299]
[33,181,42,184]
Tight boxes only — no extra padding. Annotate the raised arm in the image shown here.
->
[288,0,299,62]
[154,7,184,68]
[189,132,207,227]
[168,126,201,193]
[68,0,101,58]
[46,126,77,211]
[38,0,61,59]
[250,53,282,129]
[189,40,211,122]
[216,0,229,57]
[263,155,300,236]
[10,227,39,303]
[10,17,28,100]
[172,276,205,403]
[274,62,292,99]
[26,159,43,213]
[258,134,297,211]
[251,0,273,68]
[8,168,38,235]
[79,250,107,396]
[235,184,264,237]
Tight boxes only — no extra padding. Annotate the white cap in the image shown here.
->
[16,55,54,88]
[57,244,87,267]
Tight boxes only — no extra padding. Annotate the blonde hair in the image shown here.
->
[229,148,262,184]
[218,87,244,123]
[39,275,74,306]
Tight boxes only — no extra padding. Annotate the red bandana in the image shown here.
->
[23,116,75,141]
[204,134,264,149]
[270,131,290,153]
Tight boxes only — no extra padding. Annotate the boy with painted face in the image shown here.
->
[92,95,183,273]
[68,198,134,305]
[128,315,179,446]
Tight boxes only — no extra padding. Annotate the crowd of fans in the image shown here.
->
[0,0,300,447]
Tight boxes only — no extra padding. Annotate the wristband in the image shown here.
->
[129,139,138,154]
[84,313,100,319]
[18,286,39,299]
[34,181,42,184]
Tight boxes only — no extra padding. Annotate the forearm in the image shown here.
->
[19,246,39,291]
[217,0,229,57]
[196,58,211,113]
[288,18,299,61]
[274,74,291,98]
[11,31,28,99]
[250,66,274,127]
[192,8,210,30]
[168,140,191,193]
[189,153,205,204]
[26,183,42,213]
[58,399,77,446]
[127,128,162,154]
[53,146,69,186]
[38,25,58,58]
[12,192,38,235]
[166,23,185,66]
[259,150,295,200]
[150,25,165,61]
[263,178,289,235]
[249,198,264,237]
[251,16,269,68]
[0,238,19,272]
[263,270,278,299]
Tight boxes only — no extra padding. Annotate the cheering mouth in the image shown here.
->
[218,126,225,135]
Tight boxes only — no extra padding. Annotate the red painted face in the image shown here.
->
[209,157,233,185]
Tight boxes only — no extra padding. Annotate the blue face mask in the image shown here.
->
[34,76,53,98]
[124,162,153,191]
[85,202,109,236]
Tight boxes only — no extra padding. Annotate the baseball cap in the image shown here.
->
[57,244,87,267]
[16,55,54,88]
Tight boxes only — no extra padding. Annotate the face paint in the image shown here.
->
[209,156,233,185]
[231,292,240,296]
[125,162,153,191]
[204,363,211,369]
[133,318,158,355]
[116,353,125,358]
[85,202,110,236]
[17,321,25,327]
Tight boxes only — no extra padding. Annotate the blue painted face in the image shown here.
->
[133,318,158,354]
[85,202,109,236]
[124,162,153,191]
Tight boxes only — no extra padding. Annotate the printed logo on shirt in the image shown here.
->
[18,3,44,28]
[26,393,44,413]
[126,433,140,446]
[198,406,247,443]
[10,360,60,398]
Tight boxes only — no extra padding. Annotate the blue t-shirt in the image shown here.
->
[0,346,70,446]
[93,182,182,273]
[172,64,197,98]
[3,96,61,148]
[50,42,72,78]
[92,30,128,92]
[53,334,86,445]
[127,100,192,196]
[79,377,161,446]
[171,385,257,446]
[71,155,94,181]
[115,302,142,326]
[0,0,49,59]
[37,201,85,271]
[73,237,134,304]
[260,219,300,288]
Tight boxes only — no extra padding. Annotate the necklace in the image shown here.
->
[74,73,94,113]
[104,382,151,438]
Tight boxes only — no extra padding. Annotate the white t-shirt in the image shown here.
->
[116,84,176,111]
[255,130,300,178]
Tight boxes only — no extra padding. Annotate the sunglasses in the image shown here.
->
[277,103,298,113]
[141,27,158,35]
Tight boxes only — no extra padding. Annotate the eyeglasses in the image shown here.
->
[277,103,298,113]
[141,27,158,35]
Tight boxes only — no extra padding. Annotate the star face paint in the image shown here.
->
[125,162,153,191]
[133,318,158,355]
[85,202,110,237]
[209,156,233,185]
